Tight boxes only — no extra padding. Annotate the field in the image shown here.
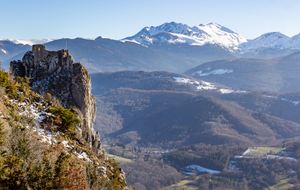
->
[243,147,283,157]
[161,179,198,190]
[270,175,294,190]
[107,154,133,164]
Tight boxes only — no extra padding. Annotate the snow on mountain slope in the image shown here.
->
[240,32,291,53]
[0,38,54,45]
[0,48,7,54]
[124,22,247,51]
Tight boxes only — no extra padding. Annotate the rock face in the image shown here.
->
[10,44,102,154]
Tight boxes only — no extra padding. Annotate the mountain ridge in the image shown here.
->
[2,21,300,73]
[3,22,300,56]
[124,22,247,52]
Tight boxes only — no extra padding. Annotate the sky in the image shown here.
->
[1,0,300,40]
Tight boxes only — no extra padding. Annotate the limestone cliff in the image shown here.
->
[10,44,102,154]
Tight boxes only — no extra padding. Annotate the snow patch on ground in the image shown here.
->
[185,165,221,174]
[99,166,108,178]
[8,97,57,145]
[264,96,299,106]
[33,127,57,144]
[219,89,248,94]
[173,76,216,90]
[76,152,92,163]
[264,95,278,99]
[260,154,298,162]
[234,155,252,159]
[179,170,195,175]
[192,69,233,76]
[62,140,71,148]
[228,161,238,171]
[281,98,300,105]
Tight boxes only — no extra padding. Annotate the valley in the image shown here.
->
[90,69,300,189]
[2,20,300,189]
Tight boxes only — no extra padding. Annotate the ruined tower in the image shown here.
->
[32,44,48,64]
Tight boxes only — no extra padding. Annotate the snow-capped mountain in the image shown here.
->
[239,32,291,54]
[124,22,247,52]
[239,32,300,55]
[125,22,300,56]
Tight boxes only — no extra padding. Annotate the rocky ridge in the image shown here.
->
[10,45,102,154]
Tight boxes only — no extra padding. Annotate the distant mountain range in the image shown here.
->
[184,50,300,93]
[2,22,300,73]
[124,22,300,55]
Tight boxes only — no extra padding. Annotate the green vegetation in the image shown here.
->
[167,144,243,171]
[0,68,8,87]
[194,174,249,190]
[162,179,197,190]
[48,105,81,135]
[108,154,132,164]
[122,160,183,190]
[270,175,294,190]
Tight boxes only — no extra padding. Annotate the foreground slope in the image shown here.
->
[0,73,130,190]
[1,46,132,189]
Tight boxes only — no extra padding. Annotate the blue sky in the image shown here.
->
[1,0,300,40]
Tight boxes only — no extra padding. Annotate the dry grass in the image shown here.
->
[270,175,294,190]
[161,179,198,190]
[107,154,132,164]
[243,147,283,157]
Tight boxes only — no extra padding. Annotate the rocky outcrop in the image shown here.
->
[10,45,102,154]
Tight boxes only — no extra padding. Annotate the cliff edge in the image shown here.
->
[10,44,102,154]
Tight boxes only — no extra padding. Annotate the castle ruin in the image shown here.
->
[10,45,103,155]
[32,44,48,64]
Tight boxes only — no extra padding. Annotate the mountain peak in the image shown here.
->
[240,32,291,53]
[259,32,288,39]
[206,22,221,27]
[124,22,247,51]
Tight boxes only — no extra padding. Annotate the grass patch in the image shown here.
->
[107,154,132,164]
[102,144,110,148]
[243,147,282,157]
[270,175,294,190]
[161,178,198,190]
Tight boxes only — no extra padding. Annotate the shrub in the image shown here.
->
[0,122,4,146]
[0,70,8,87]
[48,105,81,135]
[5,82,18,99]
[17,76,31,96]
